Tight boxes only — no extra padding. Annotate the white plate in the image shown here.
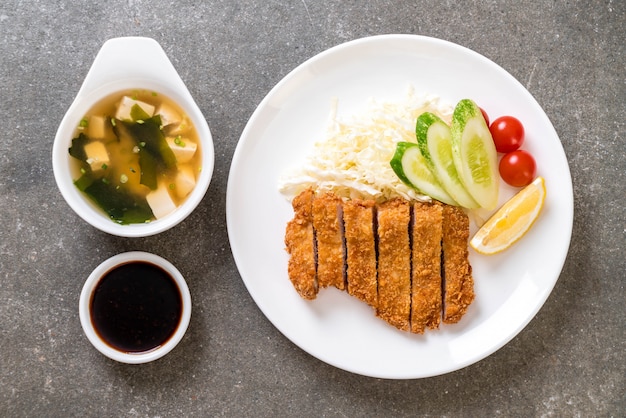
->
[226,35,573,379]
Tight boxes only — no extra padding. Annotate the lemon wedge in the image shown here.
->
[470,176,546,255]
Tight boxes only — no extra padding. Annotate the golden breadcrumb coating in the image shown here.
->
[284,188,318,299]
[410,202,443,334]
[343,198,378,309]
[284,189,475,333]
[442,205,474,323]
[376,198,411,331]
[312,192,346,290]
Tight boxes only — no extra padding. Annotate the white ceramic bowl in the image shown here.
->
[52,37,214,237]
[79,251,192,364]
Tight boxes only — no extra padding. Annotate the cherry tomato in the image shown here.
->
[499,150,536,187]
[479,107,490,126]
[490,116,525,153]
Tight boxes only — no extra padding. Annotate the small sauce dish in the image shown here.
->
[52,37,214,237]
[79,251,192,364]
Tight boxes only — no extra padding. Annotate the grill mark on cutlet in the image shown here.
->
[441,205,474,324]
[376,198,411,331]
[410,202,443,334]
[343,199,378,309]
[284,188,318,300]
[312,192,346,290]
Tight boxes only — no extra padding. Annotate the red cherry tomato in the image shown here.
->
[490,116,525,153]
[499,150,536,187]
[479,107,490,126]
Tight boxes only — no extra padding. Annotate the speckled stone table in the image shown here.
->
[1,1,624,416]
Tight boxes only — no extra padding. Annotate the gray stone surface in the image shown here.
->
[1,0,624,416]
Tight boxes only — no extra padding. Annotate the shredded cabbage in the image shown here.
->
[278,87,453,202]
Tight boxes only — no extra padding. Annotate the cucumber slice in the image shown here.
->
[390,142,457,206]
[415,112,479,208]
[450,99,499,210]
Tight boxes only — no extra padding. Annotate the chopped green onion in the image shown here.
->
[79,118,89,128]
[140,142,146,147]
[101,163,108,170]
[101,178,109,184]
[136,120,145,124]
[111,118,117,127]
[120,174,128,184]
[80,168,86,174]
[174,135,185,147]
[169,183,175,190]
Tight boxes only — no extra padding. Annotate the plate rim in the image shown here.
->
[226,34,574,379]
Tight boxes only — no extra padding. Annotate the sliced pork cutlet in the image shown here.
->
[343,198,377,309]
[284,188,318,300]
[410,202,443,334]
[376,198,411,331]
[312,192,346,290]
[441,204,475,323]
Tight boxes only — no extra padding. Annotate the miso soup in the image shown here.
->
[68,89,202,224]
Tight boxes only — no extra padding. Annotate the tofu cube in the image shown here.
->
[83,141,109,172]
[166,136,197,163]
[88,116,107,139]
[156,102,182,127]
[146,183,177,219]
[175,165,196,198]
[168,116,192,135]
[115,96,155,121]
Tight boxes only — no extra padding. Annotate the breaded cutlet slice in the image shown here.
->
[441,204,474,323]
[284,188,318,300]
[376,198,411,331]
[343,198,377,309]
[410,202,443,334]
[312,192,346,290]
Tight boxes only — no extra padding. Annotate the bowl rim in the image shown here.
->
[78,251,192,364]
[52,79,214,237]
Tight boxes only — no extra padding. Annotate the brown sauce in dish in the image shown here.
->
[90,261,182,353]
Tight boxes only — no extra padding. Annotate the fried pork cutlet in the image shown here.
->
[441,204,474,323]
[312,192,346,290]
[343,199,377,309]
[284,189,475,333]
[376,198,411,331]
[410,202,443,334]
[284,188,318,300]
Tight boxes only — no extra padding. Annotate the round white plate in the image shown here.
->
[226,35,573,379]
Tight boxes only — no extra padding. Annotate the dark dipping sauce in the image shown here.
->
[90,261,182,353]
